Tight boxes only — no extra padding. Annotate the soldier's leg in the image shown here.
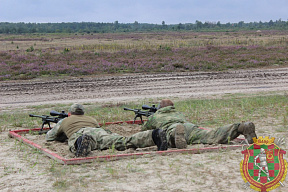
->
[165,123,187,149]
[68,127,127,153]
[126,129,168,151]
[201,123,240,144]
[209,122,257,144]
[184,122,209,144]
[237,122,257,144]
[90,128,128,151]
[186,122,257,144]
[70,127,167,153]
[125,130,154,149]
[185,123,240,144]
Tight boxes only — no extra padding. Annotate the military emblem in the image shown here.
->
[240,136,287,191]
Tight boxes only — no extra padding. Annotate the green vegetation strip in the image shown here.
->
[1,92,287,132]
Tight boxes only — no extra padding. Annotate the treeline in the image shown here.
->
[0,19,287,34]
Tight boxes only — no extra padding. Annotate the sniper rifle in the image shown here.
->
[29,110,68,134]
[124,104,158,124]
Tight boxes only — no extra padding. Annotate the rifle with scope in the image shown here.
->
[124,104,158,124]
[29,110,68,134]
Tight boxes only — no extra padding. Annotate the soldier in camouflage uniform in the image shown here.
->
[142,99,257,149]
[46,103,168,157]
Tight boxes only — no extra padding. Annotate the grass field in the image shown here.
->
[2,92,288,133]
[1,30,288,80]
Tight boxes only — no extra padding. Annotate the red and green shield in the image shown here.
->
[240,143,287,192]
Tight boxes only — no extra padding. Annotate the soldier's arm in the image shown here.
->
[45,119,64,141]
[142,115,157,131]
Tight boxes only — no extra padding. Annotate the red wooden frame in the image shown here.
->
[8,120,244,165]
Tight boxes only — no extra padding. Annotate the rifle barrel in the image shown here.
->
[29,114,48,118]
[29,114,58,122]
[124,107,138,111]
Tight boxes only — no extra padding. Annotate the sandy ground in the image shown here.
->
[1,67,288,109]
[1,68,288,192]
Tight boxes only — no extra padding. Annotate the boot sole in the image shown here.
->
[158,130,168,151]
[76,134,92,157]
[174,124,187,149]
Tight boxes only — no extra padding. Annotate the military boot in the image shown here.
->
[237,122,257,144]
[75,134,92,157]
[152,129,168,151]
[174,124,187,149]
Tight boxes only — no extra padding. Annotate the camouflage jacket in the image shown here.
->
[142,106,187,131]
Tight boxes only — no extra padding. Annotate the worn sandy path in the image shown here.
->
[1,67,288,108]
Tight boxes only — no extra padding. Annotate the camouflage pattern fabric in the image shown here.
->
[184,122,240,144]
[69,127,155,153]
[142,106,186,147]
[143,106,241,146]
[46,119,65,141]
[46,120,155,153]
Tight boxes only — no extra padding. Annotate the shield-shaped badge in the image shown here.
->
[240,136,287,192]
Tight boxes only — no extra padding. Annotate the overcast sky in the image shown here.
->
[1,0,287,24]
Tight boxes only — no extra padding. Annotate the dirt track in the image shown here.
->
[1,67,288,108]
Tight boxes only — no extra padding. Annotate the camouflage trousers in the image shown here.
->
[164,123,241,146]
[68,127,155,153]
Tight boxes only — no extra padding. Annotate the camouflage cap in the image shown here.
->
[69,103,85,114]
